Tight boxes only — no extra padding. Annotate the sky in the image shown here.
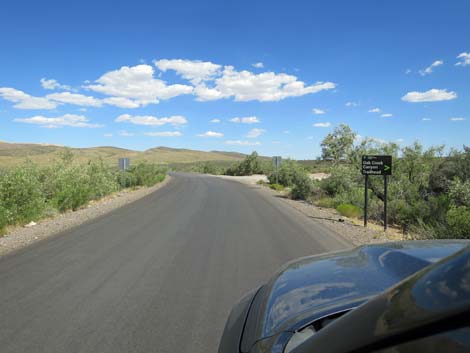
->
[0,0,469,159]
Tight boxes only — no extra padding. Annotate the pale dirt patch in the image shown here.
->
[309,173,330,181]
[214,174,268,185]
[0,176,172,257]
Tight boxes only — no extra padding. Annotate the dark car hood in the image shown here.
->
[241,240,469,352]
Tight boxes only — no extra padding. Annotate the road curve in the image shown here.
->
[0,173,350,353]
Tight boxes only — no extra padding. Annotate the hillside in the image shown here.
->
[0,141,246,168]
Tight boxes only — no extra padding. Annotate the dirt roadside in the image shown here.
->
[0,176,172,257]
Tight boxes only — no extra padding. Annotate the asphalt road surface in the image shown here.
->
[0,173,351,353]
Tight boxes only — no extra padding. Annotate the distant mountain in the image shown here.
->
[0,142,247,168]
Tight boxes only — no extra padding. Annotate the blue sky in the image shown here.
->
[0,0,469,159]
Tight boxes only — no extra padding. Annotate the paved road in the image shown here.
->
[0,173,350,353]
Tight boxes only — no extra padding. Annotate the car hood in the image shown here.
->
[240,240,469,352]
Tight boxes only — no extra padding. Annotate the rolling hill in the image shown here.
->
[0,141,247,168]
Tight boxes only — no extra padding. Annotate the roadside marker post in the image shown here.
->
[118,158,130,171]
[361,155,392,231]
[272,156,282,184]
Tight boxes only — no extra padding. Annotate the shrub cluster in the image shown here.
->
[267,159,313,200]
[0,157,167,233]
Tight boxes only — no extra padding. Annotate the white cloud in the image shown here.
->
[203,66,335,102]
[197,131,224,138]
[115,114,188,126]
[401,89,457,102]
[40,78,71,91]
[405,69,412,74]
[456,52,470,67]
[450,117,466,121]
[46,92,103,107]
[145,131,183,137]
[283,130,290,134]
[104,133,113,137]
[14,114,103,128]
[103,97,140,108]
[119,130,134,137]
[0,87,57,110]
[246,128,266,138]
[381,113,393,118]
[252,62,264,68]
[368,107,381,113]
[312,108,325,115]
[345,101,359,107]
[230,116,260,124]
[419,60,443,76]
[422,118,431,121]
[86,64,193,106]
[155,59,221,85]
[225,140,261,146]
[210,118,221,123]
[313,122,331,128]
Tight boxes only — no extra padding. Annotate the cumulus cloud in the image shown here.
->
[246,128,266,138]
[312,108,325,115]
[225,140,261,146]
[197,131,224,138]
[115,114,188,126]
[14,114,103,128]
[196,66,335,102]
[419,60,443,76]
[155,59,221,85]
[86,64,193,106]
[401,89,457,102]
[230,116,260,124]
[450,117,466,121]
[40,78,71,91]
[456,52,470,67]
[252,62,264,68]
[368,107,381,113]
[210,118,221,123]
[144,131,183,137]
[46,92,103,107]
[0,87,57,110]
[381,113,393,117]
[422,118,431,121]
[103,97,141,108]
[313,122,331,128]
[345,101,359,107]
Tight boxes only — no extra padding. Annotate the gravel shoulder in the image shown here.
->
[0,176,172,257]
[211,174,405,246]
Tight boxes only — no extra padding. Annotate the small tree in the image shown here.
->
[320,124,356,164]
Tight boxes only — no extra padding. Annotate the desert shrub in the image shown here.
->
[448,179,470,207]
[316,197,337,208]
[87,160,119,199]
[0,203,10,232]
[116,170,138,188]
[0,164,45,223]
[319,165,357,196]
[269,183,284,191]
[225,152,265,176]
[268,159,306,187]
[130,163,167,187]
[291,174,314,200]
[336,204,362,218]
[446,206,470,239]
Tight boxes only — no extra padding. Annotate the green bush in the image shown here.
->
[446,206,470,239]
[291,174,314,200]
[269,183,284,191]
[0,203,10,233]
[316,197,336,208]
[225,152,265,176]
[0,164,45,224]
[336,204,362,218]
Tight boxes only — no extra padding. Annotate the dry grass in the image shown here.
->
[0,142,244,168]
